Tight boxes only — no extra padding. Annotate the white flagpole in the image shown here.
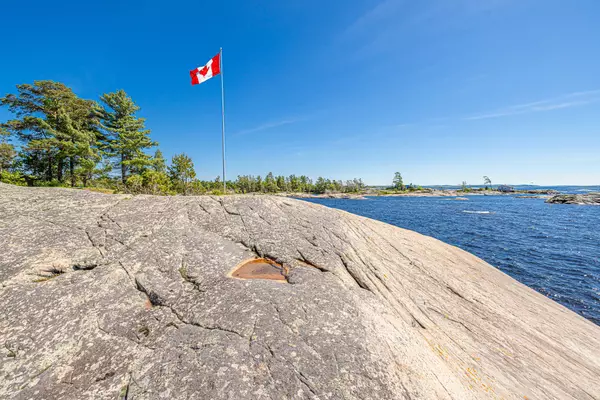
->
[219,47,227,193]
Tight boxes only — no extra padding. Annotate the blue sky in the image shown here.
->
[1,0,599,185]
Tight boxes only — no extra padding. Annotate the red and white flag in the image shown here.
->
[190,53,221,85]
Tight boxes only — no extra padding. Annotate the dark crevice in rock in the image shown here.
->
[189,343,221,351]
[257,213,273,226]
[446,285,469,302]
[237,240,264,258]
[97,197,129,227]
[304,235,319,248]
[164,321,179,330]
[131,276,247,339]
[580,388,598,400]
[168,307,247,339]
[84,230,105,258]
[134,278,166,307]
[118,261,134,283]
[218,198,241,216]
[427,307,474,334]
[196,202,211,214]
[178,259,206,292]
[32,267,65,282]
[411,316,427,330]
[294,367,318,398]
[296,250,328,272]
[101,213,122,230]
[109,236,131,251]
[72,262,98,271]
[95,371,115,382]
[337,253,372,292]
[264,343,276,359]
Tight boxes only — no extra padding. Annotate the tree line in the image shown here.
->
[0,80,367,195]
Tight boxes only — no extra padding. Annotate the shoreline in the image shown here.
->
[279,188,558,200]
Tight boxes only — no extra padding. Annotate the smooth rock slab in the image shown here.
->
[0,183,599,399]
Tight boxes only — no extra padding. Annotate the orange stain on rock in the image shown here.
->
[229,258,288,282]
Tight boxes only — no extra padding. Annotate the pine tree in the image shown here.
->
[276,175,286,192]
[315,177,327,194]
[152,149,167,173]
[54,99,100,186]
[299,175,311,192]
[1,81,98,184]
[393,172,404,190]
[168,153,196,195]
[265,172,278,193]
[97,90,156,183]
[483,176,492,190]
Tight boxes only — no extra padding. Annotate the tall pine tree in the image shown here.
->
[1,81,99,185]
[152,149,166,173]
[97,90,155,183]
[168,153,196,195]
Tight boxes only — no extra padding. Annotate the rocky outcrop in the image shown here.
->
[519,189,559,195]
[1,182,599,400]
[284,192,367,200]
[546,193,600,205]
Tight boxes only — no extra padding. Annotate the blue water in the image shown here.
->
[303,195,600,325]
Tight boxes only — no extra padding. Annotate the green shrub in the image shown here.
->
[125,174,144,193]
[35,179,66,187]
[0,171,27,186]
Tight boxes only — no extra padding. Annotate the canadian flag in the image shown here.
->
[190,53,221,85]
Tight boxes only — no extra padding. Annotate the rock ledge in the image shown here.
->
[546,193,600,205]
[1,183,599,399]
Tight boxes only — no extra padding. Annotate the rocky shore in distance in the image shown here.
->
[280,188,559,200]
[1,182,599,399]
[279,192,368,200]
[546,193,600,205]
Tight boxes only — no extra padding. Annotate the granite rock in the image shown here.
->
[546,193,600,205]
[1,183,599,399]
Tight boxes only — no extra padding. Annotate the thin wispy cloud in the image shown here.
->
[234,117,307,136]
[344,0,406,36]
[342,0,514,56]
[465,90,600,120]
